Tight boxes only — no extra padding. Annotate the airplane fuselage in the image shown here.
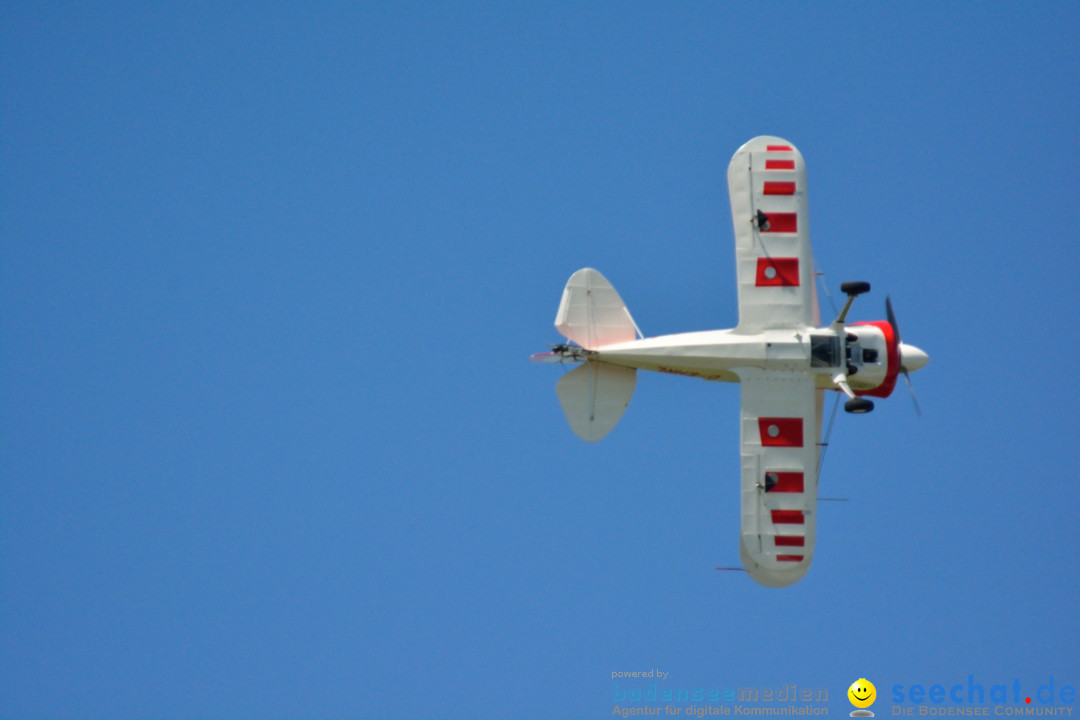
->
[594,322,900,396]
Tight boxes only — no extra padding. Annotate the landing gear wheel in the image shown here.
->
[844,397,875,414]
[840,281,871,296]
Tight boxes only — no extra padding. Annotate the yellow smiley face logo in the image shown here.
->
[848,679,876,708]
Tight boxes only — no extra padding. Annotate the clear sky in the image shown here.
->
[3,3,1079,719]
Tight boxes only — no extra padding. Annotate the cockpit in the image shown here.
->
[810,334,840,368]
[812,330,883,378]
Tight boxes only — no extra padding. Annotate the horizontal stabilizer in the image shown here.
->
[555,268,641,349]
[556,361,636,442]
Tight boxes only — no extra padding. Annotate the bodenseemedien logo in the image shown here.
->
[849,678,877,717]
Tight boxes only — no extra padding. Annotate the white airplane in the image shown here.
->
[533,136,929,587]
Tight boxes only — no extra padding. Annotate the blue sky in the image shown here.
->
[3,3,1079,719]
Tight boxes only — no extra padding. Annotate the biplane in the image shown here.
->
[532,136,929,587]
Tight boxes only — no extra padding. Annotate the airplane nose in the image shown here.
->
[899,343,929,373]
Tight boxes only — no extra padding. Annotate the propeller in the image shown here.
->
[885,296,923,417]
[885,295,901,344]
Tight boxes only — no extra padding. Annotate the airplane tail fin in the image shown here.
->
[555,268,642,350]
[556,360,636,442]
[550,268,640,441]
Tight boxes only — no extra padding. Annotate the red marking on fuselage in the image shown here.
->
[655,366,727,381]
[774,536,805,547]
[766,145,793,152]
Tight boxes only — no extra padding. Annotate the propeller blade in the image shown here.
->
[886,295,901,344]
[888,296,922,417]
[902,369,922,417]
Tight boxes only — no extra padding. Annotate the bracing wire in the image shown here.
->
[815,269,840,318]
[817,390,842,477]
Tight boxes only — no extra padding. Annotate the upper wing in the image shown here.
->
[735,368,822,587]
[727,136,820,332]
